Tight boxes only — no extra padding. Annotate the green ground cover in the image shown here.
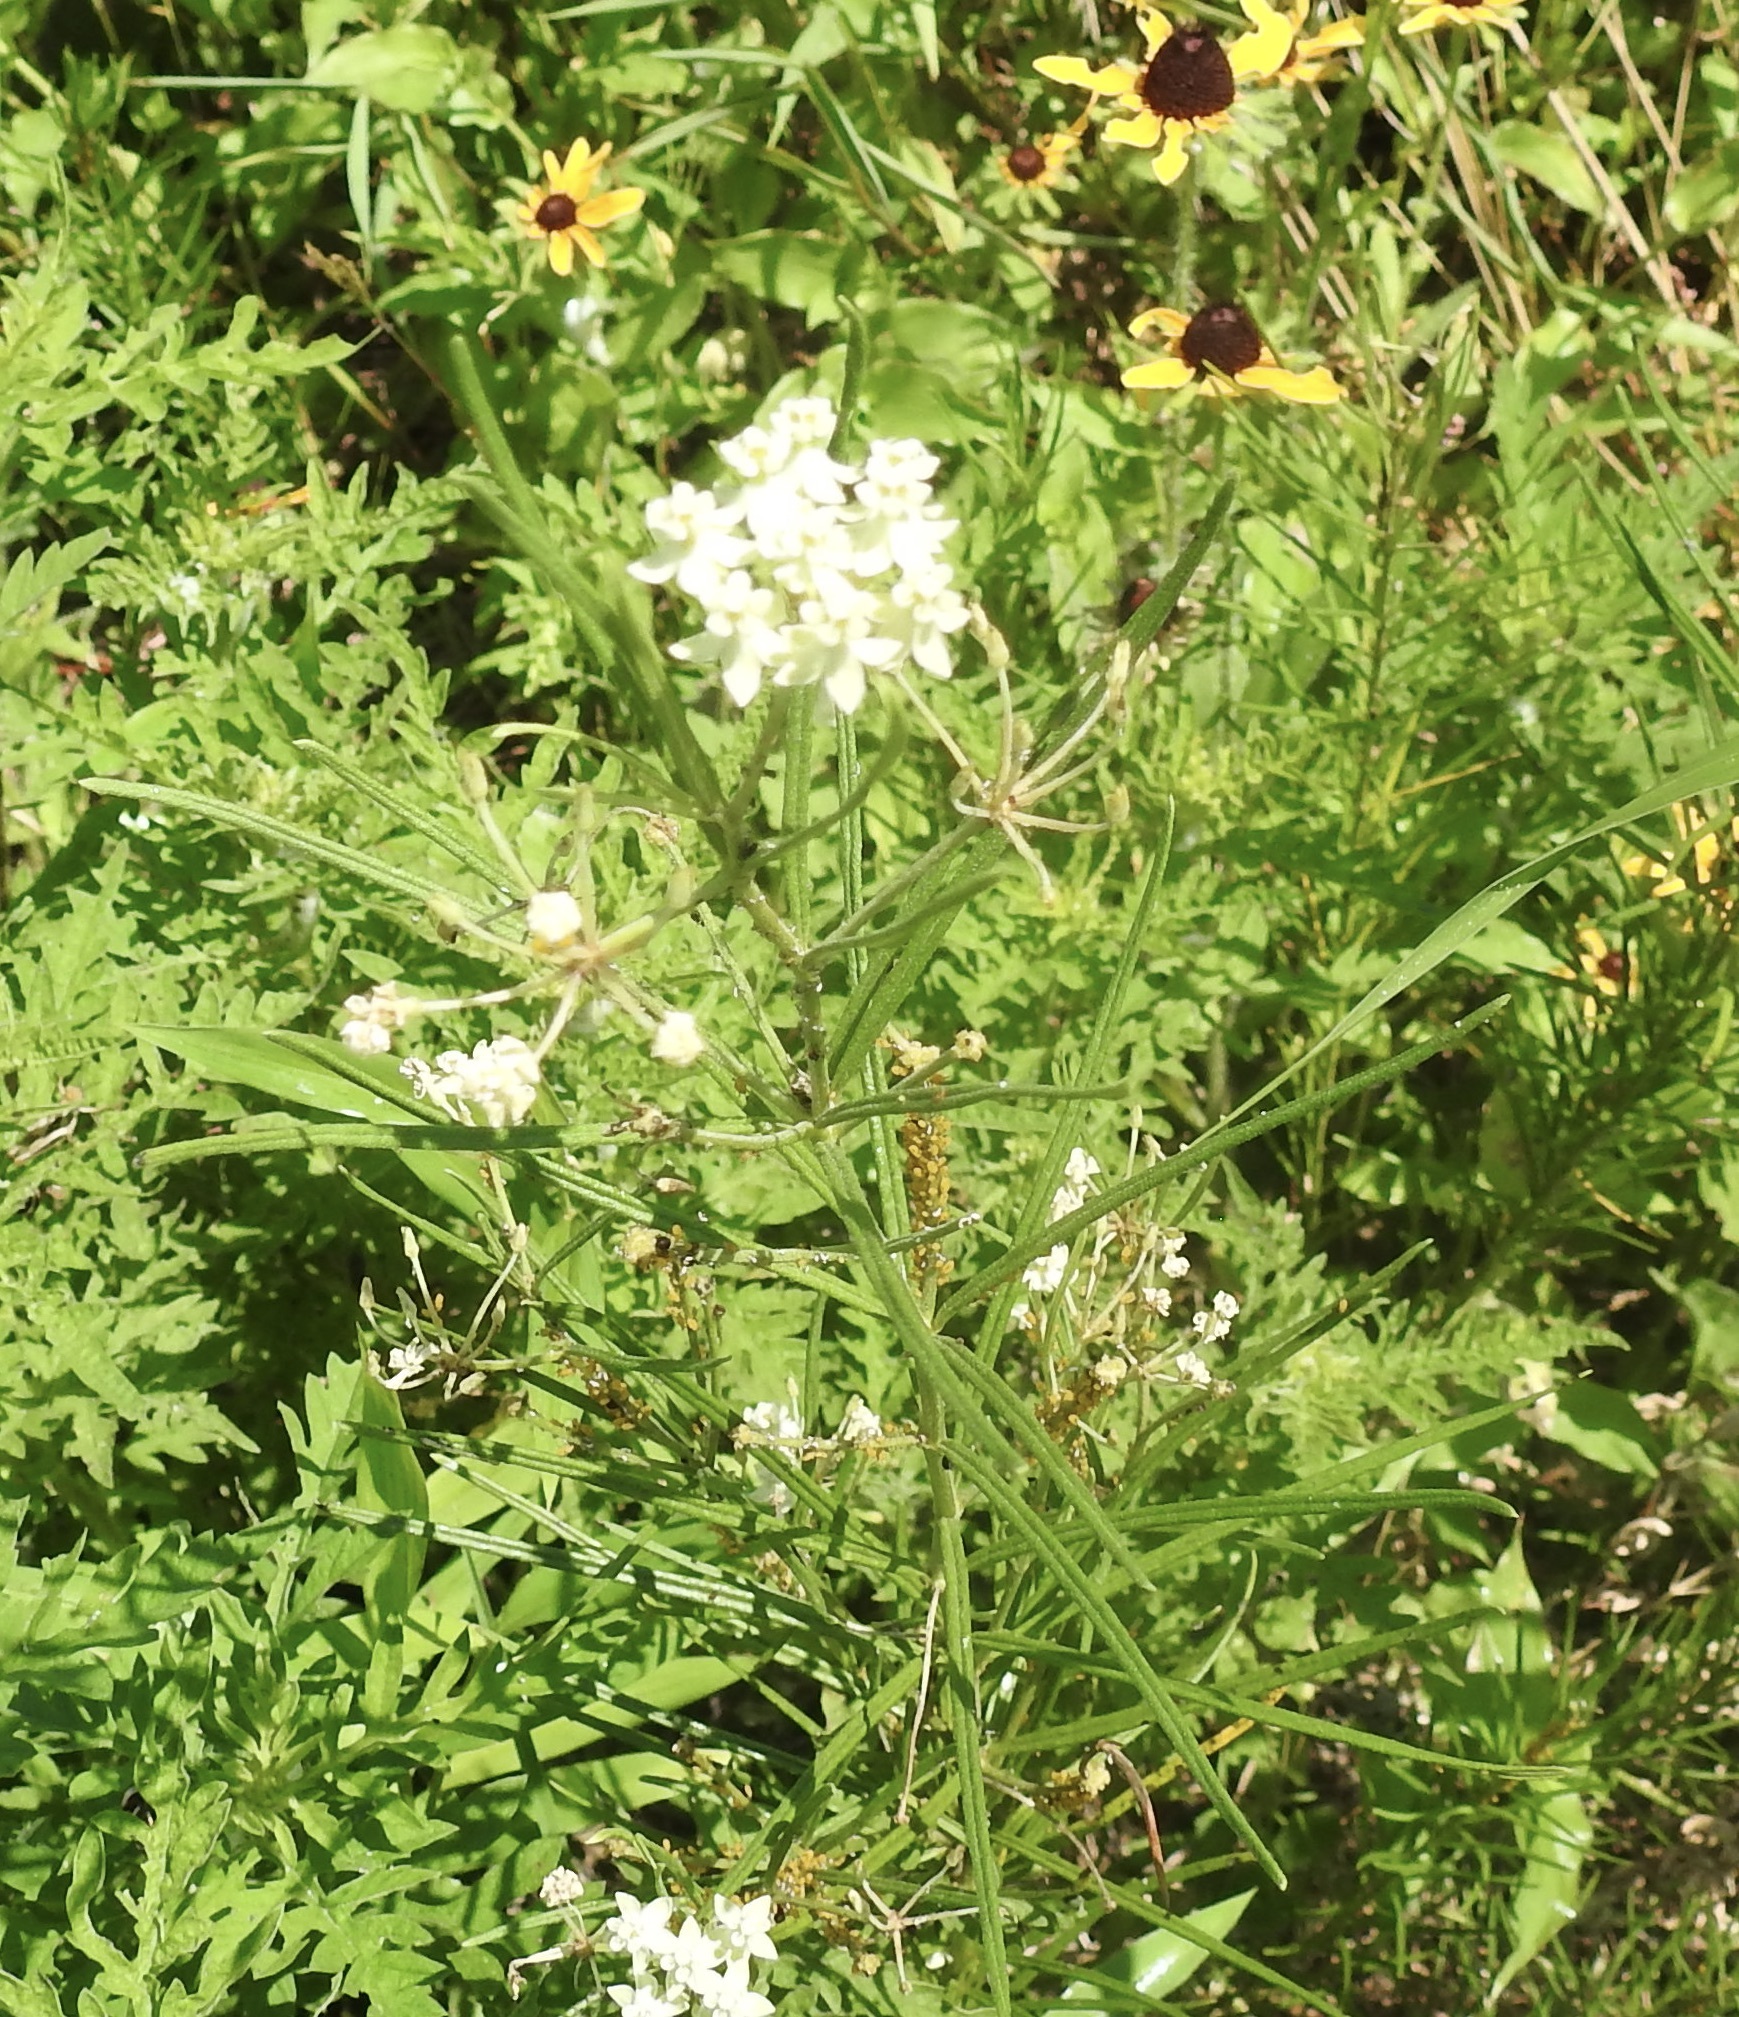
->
[4,0,1739,2010]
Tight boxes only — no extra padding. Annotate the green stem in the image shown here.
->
[441,330,725,824]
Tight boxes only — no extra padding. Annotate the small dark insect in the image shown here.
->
[121,1786,157,1825]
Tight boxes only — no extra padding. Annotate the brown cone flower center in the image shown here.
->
[1141,28,1236,122]
[535,191,580,231]
[1179,302,1264,378]
[1006,143,1048,182]
[1597,950,1627,983]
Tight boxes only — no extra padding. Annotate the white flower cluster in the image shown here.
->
[837,1394,883,1446]
[402,1035,541,1127]
[599,1891,778,2017]
[1020,1146,1102,1293]
[629,395,969,717]
[339,981,419,1056]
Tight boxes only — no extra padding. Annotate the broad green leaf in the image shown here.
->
[134,1025,417,1125]
[1487,1783,1592,2006]
[1056,1890,1256,2013]
[1540,1382,1660,1480]
[1489,121,1601,215]
[306,25,459,111]
[1665,139,1739,235]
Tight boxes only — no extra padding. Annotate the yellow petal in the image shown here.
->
[553,139,603,199]
[1034,53,1140,93]
[1694,832,1722,881]
[1397,9,1445,32]
[1150,121,1193,183]
[517,200,544,233]
[1121,357,1193,390]
[541,149,565,185]
[1230,0,1296,78]
[1237,362,1343,404]
[1137,10,1172,52]
[546,230,576,277]
[579,185,646,228]
[571,225,607,269]
[1617,853,1656,878]
[1106,107,1165,149]
[1301,18,1366,53]
[1129,307,1190,340]
[1653,875,1688,898]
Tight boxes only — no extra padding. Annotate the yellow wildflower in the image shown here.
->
[516,139,645,277]
[1034,0,1293,185]
[1121,302,1342,404]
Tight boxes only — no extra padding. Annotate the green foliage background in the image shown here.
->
[5,0,1739,2012]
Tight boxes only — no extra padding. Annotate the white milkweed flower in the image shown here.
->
[650,1010,707,1067]
[701,1962,774,2017]
[339,981,418,1055]
[1141,1284,1173,1317]
[1191,1290,1240,1345]
[402,1035,540,1128]
[602,1893,679,1971]
[739,1400,803,1514]
[380,1339,438,1391]
[1159,1231,1191,1280]
[710,1896,779,1968]
[670,569,793,708]
[837,1396,883,1446]
[1172,1348,1214,1388]
[628,482,751,599]
[635,395,969,716]
[539,1867,586,1909]
[664,1916,726,2002]
[608,1987,684,2017]
[1022,1243,1070,1294]
[1049,1146,1101,1221]
[525,888,585,957]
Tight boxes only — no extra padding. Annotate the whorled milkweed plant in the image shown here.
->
[91,323,1716,2016]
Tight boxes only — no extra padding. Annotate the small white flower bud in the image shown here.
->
[525,888,584,956]
[539,1868,586,1908]
[650,1010,706,1067]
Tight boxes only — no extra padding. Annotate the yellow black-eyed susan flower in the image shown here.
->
[1274,3,1365,81]
[997,130,1079,190]
[1034,0,1292,185]
[1121,302,1342,403]
[517,139,645,277]
[1549,923,1635,1026]
[1621,801,1739,922]
[1398,0,1526,36]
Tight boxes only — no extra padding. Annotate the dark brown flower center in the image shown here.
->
[1179,302,1264,377]
[1006,143,1048,182]
[1597,950,1627,983]
[1141,27,1236,122]
[535,191,579,231]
